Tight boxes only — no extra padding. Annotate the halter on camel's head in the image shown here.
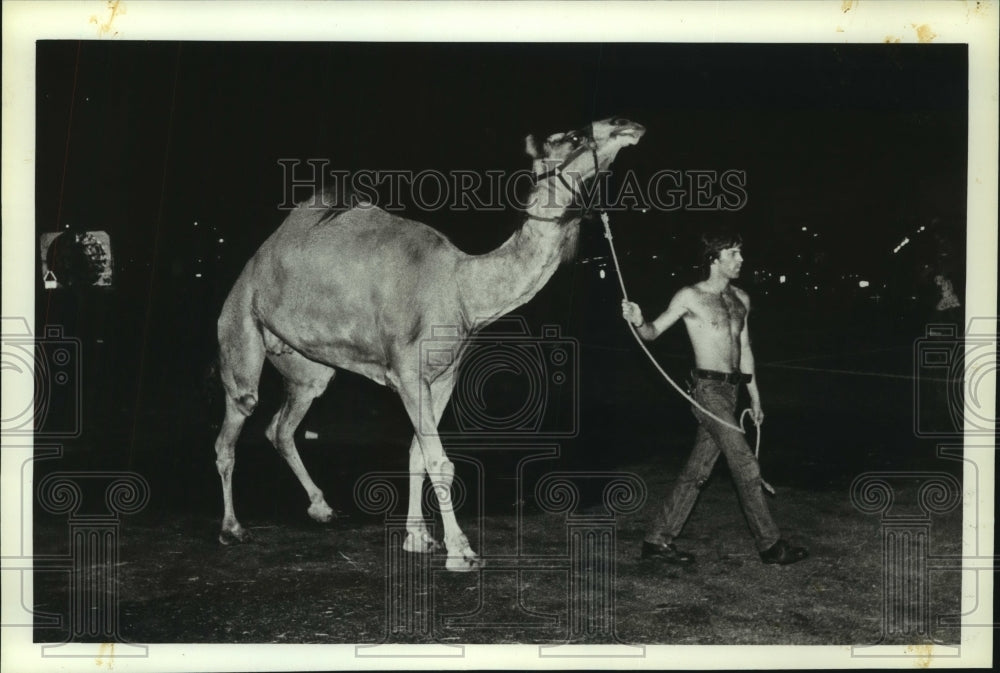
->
[524,117,645,223]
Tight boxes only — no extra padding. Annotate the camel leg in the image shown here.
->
[402,372,454,554]
[397,374,482,572]
[215,396,254,544]
[214,294,266,545]
[265,351,336,523]
[402,435,437,553]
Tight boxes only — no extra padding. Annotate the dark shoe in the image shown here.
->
[760,539,809,565]
[641,541,695,565]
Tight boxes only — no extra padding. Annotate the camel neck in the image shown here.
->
[457,218,575,327]
[455,156,592,327]
[524,176,577,222]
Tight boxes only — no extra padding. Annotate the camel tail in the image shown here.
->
[202,356,223,402]
[201,354,230,433]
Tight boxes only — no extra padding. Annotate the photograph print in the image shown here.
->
[3,2,996,670]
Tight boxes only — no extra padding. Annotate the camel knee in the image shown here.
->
[215,456,234,477]
[426,460,456,507]
[214,431,235,461]
[428,459,455,486]
[235,393,258,416]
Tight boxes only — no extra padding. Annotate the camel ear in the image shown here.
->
[524,134,542,159]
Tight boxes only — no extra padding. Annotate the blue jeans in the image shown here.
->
[645,376,781,552]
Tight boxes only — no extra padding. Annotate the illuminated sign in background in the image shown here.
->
[39,231,114,289]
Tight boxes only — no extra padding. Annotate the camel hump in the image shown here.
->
[293,184,362,227]
[332,207,455,258]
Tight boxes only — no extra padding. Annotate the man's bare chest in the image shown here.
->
[689,291,746,333]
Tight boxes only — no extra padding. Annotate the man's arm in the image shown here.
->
[737,290,764,425]
[622,288,692,342]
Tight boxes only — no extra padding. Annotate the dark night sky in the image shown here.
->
[32,41,969,459]
[24,38,975,520]
[36,41,967,282]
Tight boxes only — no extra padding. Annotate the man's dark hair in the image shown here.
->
[699,227,743,277]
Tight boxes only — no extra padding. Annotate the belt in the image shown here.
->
[691,368,752,384]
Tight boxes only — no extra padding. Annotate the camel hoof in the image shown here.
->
[218,526,250,545]
[403,532,441,554]
[445,551,484,572]
[308,500,335,523]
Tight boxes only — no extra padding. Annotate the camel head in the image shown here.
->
[524,117,645,218]
[525,116,645,182]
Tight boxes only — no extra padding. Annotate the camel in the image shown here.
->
[213,116,645,571]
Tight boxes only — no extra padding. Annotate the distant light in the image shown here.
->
[858,280,870,288]
[813,233,818,237]
[193,221,199,226]
[599,269,606,279]
[801,226,808,231]
[892,237,910,254]
[218,238,224,244]
[64,224,70,229]
[813,286,819,290]
[918,225,926,232]
[195,273,203,278]
[651,255,658,260]
[641,209,649,214]
[779,275,787,284]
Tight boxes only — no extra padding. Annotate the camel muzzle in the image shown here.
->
[610,121,646,143]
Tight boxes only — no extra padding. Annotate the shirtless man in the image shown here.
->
[622,228,808,566]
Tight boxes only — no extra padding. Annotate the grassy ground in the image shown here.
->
[33,469,962,646]
[30,309,967,645]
